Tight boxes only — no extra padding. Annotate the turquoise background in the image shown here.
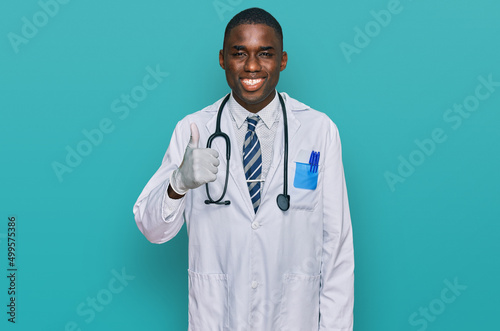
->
[1,0,499,330]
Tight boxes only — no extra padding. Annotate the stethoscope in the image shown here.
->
[204,92,290,211]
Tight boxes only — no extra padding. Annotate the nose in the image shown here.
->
[244,54,261,72]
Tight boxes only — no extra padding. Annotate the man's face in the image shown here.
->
[219,24,288,113]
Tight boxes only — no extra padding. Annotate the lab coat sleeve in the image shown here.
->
[133,118,190,244]
[319,120,354,330]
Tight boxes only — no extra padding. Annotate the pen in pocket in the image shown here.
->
[309,151,320,173]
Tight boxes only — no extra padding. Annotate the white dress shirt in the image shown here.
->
[226,90,280,184]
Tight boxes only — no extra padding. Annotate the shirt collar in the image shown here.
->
[227,90,279,129]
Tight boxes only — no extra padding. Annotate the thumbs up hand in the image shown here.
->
[170,123,220,195]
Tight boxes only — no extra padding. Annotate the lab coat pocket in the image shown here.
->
[290,162,320,211]
[279,273,320,331]
[293,162,318,190]
[188,269,229,331]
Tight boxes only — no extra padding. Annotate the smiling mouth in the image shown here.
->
[240,78,265,91]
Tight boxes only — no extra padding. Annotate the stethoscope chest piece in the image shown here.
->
[276,194,290,211]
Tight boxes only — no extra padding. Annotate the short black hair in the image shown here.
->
[224,7,283,49]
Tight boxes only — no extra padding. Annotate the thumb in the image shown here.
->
[188,122,200,148]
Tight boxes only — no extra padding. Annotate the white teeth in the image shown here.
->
[242,79,262,86]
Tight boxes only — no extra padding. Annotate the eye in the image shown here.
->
[260,52,273,57]
[233,52,245,57]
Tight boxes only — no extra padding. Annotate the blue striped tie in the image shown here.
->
[243,116,262,213]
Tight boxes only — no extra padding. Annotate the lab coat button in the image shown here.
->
[251,221,260,230]
[251,281,259,289]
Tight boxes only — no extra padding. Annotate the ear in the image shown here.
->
[219,49,225,70]
[280,51,288,71]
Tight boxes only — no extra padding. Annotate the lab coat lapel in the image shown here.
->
[260,93,301,204]
[205,98,255,216]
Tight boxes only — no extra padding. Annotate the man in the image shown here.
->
[134,7,354,330]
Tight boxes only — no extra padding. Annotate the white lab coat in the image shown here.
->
[134,93,354,331]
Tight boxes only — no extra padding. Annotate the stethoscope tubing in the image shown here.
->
[205,94,231,205]
[205,92,289,211]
